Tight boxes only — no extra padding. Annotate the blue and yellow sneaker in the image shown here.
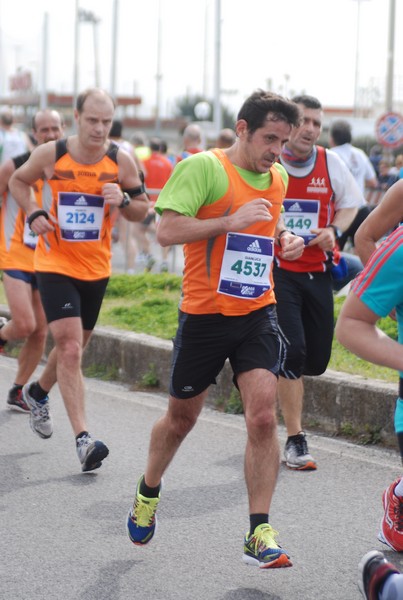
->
[127,476,161,545]
[243,523,292,568]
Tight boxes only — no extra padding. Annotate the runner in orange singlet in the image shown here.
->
[127,90,305,568]
[0,109,65,411]
[9,88,149,472]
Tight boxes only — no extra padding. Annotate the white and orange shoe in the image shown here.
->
[284,431,317,470]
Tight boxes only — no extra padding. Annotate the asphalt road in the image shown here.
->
[1,355,403,600]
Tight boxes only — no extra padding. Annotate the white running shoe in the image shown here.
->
[22,383,53,439]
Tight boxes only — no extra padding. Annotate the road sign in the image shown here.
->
[375,112,403,148]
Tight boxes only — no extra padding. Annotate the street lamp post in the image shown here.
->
[213,0,222,137]
[40,12,49,109]
[352,0,370,117]
[73,3,101,109]
[154,0,162,136]
[110,0,118,97]
[385,0,396,112]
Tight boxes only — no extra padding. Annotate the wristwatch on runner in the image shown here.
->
[328,224,342,239]
[118,192,131,209]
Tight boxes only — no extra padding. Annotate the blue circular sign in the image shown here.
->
[376,112,403,148]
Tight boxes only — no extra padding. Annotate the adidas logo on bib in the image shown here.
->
[246,239,262,253]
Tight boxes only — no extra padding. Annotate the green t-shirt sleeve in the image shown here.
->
[273,161,289,191]
[154,152,288,216]
[154,151,228,217]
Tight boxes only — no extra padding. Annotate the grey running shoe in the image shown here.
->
[144,255,156,272]
[284,432,317,470]
[76,433,109,472]
[22,383,53,439]
[0,316,8,353]
[7,386,29,413]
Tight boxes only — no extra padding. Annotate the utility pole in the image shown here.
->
[73,4,101,110]
[352,0,370,117]
[40,12,49,109]
[73,0,80,110]
[154,0,162,136]
[110,0,118,96]
[385,0,396,112]
[213,0,222,137]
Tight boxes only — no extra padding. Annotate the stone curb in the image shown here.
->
[84,326,398,444]
[1,305,398,448]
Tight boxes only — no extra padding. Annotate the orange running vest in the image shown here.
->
[179,149,285,315]
[34,139,119,280]
[0,151,52,271]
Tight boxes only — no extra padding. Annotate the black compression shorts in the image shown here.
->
[273,264,334,378]
[35,272,109,330]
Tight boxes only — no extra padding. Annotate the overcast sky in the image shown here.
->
[0,0,401,118]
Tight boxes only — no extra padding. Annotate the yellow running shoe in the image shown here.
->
[243,523,292,568]
[127,476,161,545]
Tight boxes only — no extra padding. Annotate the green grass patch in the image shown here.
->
[99,273,181,339]
[83,364,119,381]
[139,363,160,388]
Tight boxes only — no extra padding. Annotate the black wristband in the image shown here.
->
[122,184,146,198]
[27,209,49,229]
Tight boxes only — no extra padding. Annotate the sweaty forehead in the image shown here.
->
[298,105,322,125]
[261,116,292,134]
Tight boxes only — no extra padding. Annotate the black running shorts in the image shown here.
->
[273,264,334,378]
[170,304,282,399]
[35,272,109,330]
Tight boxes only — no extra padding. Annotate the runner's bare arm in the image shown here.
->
[157,199,275,246]
[9,143,55,212]
[0,159,15,196]
[9,143,56,234]
[355,180,403,265]
[103,148,149,222]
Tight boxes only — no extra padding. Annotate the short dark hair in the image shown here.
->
[237,90,301,134]
[0,111,13,126]
[291,94,322,110]
[330,119,352,145]
[149,137,162,152]
[109,119,123,138]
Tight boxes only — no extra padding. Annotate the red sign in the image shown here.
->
[375,112,403,148]
[9,70,32,92]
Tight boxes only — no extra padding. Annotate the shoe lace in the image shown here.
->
[293,435,308,456]
[250,525,280,553]
[32,402,50,420]
[133,496,158,527]
[77,435,92,450]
